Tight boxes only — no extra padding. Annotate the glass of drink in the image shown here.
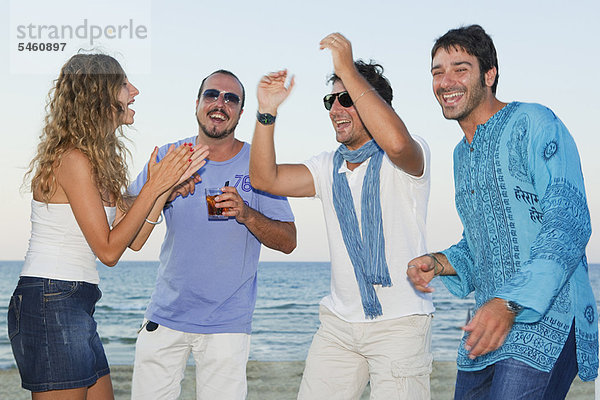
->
[205,188,228,220]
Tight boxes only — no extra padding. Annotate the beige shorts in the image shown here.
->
[131,320,250,400]
[298,306,433,400]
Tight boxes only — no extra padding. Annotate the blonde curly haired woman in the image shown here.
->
[7,54,208,399]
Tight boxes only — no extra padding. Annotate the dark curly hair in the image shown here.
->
[328,60,393,106]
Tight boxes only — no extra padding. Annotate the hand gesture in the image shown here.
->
[176,144,209,186]
[167,173,203,203]
[257,70,295,114]
[146,143,209,196]
[319,33,356,80]
[406,254,436,293]
[463,298,515,359]
[214,185,250,223]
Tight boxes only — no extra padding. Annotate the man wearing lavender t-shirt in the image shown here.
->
[128,70,296,400]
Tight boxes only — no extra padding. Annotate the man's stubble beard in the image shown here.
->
[197,115,240,140]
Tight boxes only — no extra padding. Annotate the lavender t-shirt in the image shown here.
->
[129,138,294,334]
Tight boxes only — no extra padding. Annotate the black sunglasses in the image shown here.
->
[202,89,241,105]
[323,91,353,110]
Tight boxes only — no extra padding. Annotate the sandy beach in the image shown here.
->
[0,361,593,399]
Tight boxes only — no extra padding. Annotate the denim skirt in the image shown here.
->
[7,276,110,392]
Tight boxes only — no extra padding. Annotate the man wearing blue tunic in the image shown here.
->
[407,24,598,399]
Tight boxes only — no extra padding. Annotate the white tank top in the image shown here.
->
[21,200,117,284]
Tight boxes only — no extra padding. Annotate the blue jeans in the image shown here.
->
[8,276,110,392]
[454,322,578,400]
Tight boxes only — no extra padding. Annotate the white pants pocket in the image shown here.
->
[391,352,433,399]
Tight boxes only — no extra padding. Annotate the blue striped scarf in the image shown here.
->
[332,140,391,319]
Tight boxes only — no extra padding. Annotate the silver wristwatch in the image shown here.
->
[505,300,523,315]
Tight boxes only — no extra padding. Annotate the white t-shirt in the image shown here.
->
[21,200,116,284]
[303,136,434,322]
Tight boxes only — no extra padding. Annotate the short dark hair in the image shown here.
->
[197,69,245,109]
[432,24,499,94]
[328,60,393,106]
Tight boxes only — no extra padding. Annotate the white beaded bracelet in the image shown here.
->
[145,212,164,225]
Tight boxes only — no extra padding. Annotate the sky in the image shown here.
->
[1,0,599,263]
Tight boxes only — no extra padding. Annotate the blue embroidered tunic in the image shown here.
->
[441,102,598,381]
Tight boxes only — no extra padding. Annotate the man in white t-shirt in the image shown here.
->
[249,32,434,399]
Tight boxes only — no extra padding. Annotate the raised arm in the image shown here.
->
[60,143,208,265]
[249,70,316,197]
[320,33,424,176]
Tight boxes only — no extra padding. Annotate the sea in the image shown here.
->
[1,260,599,369]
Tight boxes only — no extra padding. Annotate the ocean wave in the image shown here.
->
[100,337,137,345]
[252,329,316,335]
[0,261,596,367]
[255,302,318,310]
[96,304,147,312]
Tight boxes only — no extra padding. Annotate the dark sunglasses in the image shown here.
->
[202,89,241,105]
[323,91,353,110]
